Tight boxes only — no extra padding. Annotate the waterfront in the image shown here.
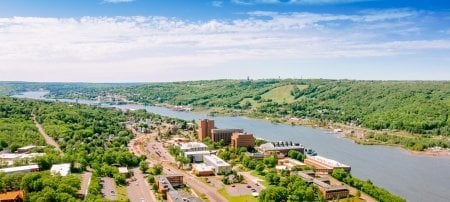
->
[14,91,450,202]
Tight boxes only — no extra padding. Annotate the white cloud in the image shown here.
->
[0,10,449,81]
[232,0,372,5]
[212,1,223,7]
[102,0,134,4]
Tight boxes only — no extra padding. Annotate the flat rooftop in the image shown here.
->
[184,150,211,155]
[0,164,39,173]
[203,155,230,166]
[50,163,71,176]
[180,142,208,149]
[307,156,350,168]
[192,163,214,171]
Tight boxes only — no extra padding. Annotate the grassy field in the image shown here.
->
[116,185,128,202]
[240,84,308,107]
[218,186,258,202]
[261,84,307,103]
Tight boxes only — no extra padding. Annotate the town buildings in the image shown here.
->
[154,175,201,202]
[184,150,211,163]
[118,167,129,178]
[244,152,264,160]
[192,163,215,176]
[203,155,231,174]
[314,179,349,200]
[258,141,305,156]
[0,165,39,174]
[0,190,24,202]
[304,156,351,174]
[198,119,214,141]
[180,142,208,153]
[0,153,45,166]
[278,158,306,170]
[50,163,71,176]
[17,145,38,153]
[211,129,243,144]
[231,132,255,149]
[296,171,349,200]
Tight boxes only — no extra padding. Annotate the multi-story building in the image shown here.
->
[154,175,184,199]
[203,155,231,174]
[231,132,255,149]
[198,119,214,141]
[314,178,349,200]
[179,142,208,153]
[211,129,243,144]
[155,174,202,202]
[184,150,211,163]
[304,156,351,174]
[258,141,305,156]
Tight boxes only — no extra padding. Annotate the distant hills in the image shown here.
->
[1,79,449,149]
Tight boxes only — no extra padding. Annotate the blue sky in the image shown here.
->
[0,0,449,82]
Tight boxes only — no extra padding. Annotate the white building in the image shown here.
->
[180,142,208,152]
[50,163,71,176]
[203,155,231,174]
[0,164,39,174]
[192,163,215,176]
[0,153,45,166]
[184,150,211,163]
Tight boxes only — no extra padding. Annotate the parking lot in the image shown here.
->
[100,177,117,200]
[225,182,262,196]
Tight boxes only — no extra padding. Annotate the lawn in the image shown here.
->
[261,84,308,104]
[218,186,258,202]
[116,185,128,202]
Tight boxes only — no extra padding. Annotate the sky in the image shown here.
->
[0,0,449,82]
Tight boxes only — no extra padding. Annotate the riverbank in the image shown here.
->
[169,104,450,157]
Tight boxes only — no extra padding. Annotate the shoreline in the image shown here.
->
[186,106,450,157]
[17,93,450,157]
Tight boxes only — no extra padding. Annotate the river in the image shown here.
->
[13,91,450,202]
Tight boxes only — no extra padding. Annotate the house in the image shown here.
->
[0,165,39,174]
[50,163,71,176]
[118,167,130,178]
[0,190,24,202]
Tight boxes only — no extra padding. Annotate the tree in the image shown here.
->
[139,161,149,173]
[263,153,277,168]
[259,186,289,202]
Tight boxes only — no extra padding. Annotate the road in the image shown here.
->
[127,124,227,202]
[32,113,63,153]
[100,177,117,200]
[127,168,156,202]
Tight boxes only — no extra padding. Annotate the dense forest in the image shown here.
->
[2,79,450,150]
[0,97,46,152]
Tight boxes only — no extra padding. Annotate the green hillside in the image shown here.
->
[3,79,450,150]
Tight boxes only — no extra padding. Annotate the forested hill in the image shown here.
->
[3,79,450,137]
